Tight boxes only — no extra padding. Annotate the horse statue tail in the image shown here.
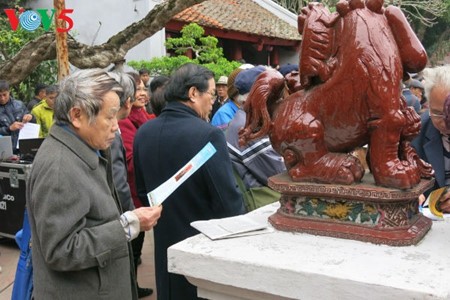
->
[239,69,286,147]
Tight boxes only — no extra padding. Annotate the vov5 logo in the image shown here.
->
[4,8,74,32]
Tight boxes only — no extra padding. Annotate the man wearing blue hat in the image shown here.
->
[225,66,286,211]
[402,80,421,113]
[278,63,298,77]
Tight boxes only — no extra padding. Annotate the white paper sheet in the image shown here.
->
[17,123,40,149]
[190,214,272,240]
[147,142,217,206]
[18,123,40,139]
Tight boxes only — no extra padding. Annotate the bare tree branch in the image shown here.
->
[273,0,447,27]
[0,0,207,85]
[0,33,56,86]
[394,0,447,26]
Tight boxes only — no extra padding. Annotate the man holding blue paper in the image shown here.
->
[134,63,245,300]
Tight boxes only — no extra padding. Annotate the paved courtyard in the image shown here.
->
[0,230,157,300]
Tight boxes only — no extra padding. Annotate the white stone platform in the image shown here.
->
[168,202,450,300]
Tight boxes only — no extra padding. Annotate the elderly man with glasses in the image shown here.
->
[412,65,450,199]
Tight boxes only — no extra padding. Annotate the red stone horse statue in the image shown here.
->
[239,0,433,190]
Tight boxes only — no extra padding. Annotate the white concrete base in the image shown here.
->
[168,203,450,300]
[189,278,292,300]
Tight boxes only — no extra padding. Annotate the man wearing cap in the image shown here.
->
[409,78,429,114]
[226,66,286,211]
[211,71,241,129]
[211,65,253,130]
[210,75,228,119]
[278,63,298,77]
[408,79,425,104]
[402,79,421,113]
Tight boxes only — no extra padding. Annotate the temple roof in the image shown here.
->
[171,0,301,41]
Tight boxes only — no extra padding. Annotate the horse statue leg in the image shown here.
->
[367,85,421,189]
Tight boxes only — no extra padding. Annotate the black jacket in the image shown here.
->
[0,97,30,151]
[134,101,244,300]
[411,113,444,196]
[111,131,135,212]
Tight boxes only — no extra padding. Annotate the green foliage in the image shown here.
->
[444,0,450,21]
[0,1,57,101]
[128,56,192,77]
[165,23,203,54]
[164,23,224,64]
[128,23,242,80]
[202,58,242,80]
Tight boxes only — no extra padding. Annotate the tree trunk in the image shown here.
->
[54,0,70,80]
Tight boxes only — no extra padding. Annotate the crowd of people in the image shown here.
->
[1,61,448,299]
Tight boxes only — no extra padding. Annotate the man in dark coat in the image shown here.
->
[412,65,450,198]
[0,80,33,152]
[134,63,245,300]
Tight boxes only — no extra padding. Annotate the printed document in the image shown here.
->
[17,123,40,149]
[147,142,216,206]
[191,214,272,240]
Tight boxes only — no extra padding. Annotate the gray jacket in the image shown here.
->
[27,124,136,299]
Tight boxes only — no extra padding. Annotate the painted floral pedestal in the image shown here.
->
[268,173,434,246]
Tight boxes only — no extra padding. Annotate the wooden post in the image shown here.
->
[54,0,70,80]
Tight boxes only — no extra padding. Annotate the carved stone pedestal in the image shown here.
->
[268,173,435,246]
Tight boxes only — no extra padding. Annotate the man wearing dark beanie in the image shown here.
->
[226,66,286,211]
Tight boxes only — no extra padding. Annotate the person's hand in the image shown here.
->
[133,205,163,231]
[440,200,450,213]
[22,114,33,123]
[438,190,450,213]
[9,121,24,132]
[418,194,426,206]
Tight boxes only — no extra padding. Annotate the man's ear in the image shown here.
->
[124,97,132,109]
[188,86,197,102]
[69,107,83,129]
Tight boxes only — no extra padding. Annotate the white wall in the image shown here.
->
[27,0,166,63]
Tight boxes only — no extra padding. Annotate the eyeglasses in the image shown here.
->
[430,111,445,119]
[204,90,217,98]
[136,87,148,92]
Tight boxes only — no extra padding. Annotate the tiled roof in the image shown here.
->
[172,0,301,41]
